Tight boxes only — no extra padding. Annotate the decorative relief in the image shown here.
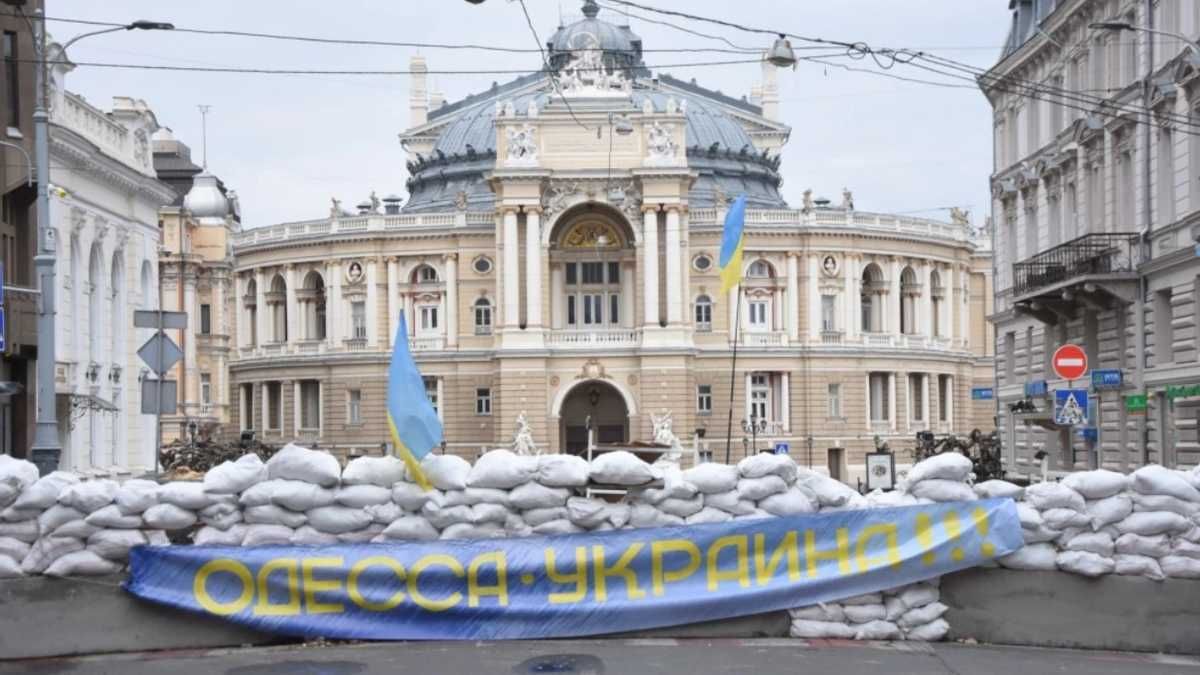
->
[645,121,679,165]
[627,374,638,386]
[578,358,608,381]
[541,178,642,223]
[345,261,365,285]
[505,124,538,165]
[555,32,631,98]
[821,255,839,277]
[560,220,623,249]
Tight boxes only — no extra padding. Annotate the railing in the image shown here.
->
[821,330,844,345]
[344,339,370,352]
[863,332,894,347]
[296,340,323,355]
[742,331,785,347]
[410,336,446,351]
[931,336,953,350]
[1012,232,1140,297]
[696,322,712,333]
[546,329,640,348]
[262,343,285,356]
[902,335,927,349]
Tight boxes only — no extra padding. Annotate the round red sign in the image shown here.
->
[1052,344,1088,381]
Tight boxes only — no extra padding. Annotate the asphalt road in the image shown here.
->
[4,639,1199,675]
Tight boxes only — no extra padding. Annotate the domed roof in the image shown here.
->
[183,173,230,219]
[547,1,644,74]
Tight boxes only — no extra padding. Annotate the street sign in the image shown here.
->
[1125,393,1147,415]
[1052,344,1088,381]
[1024,380,1048,397]
[1078,427,1098,442]
[1167,384,1200,402]
[141,379,177,415]
[1092,369,1123,390]
[971,387,995,400]
[773,442,789,455]
[134,310,188,330]
[1054,389,1089,426]
[137,333,183,376]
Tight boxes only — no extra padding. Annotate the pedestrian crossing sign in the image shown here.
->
[1054,389,1088,426]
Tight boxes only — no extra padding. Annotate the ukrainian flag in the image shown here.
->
[386,311,442,490]
[719,194,748,294]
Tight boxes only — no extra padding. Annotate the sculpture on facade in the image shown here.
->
[506,124,538,163]
[842,187,854,211]
[512,412,539,456]
[369,191,381,214]
[330,197,343,218]
[454,189,469,211]
[714,185,730,209]
[555,33,631,97]
[950,206,970,226]
[651,410,684,464]
[646,122,678,162]
[802,189,814,213]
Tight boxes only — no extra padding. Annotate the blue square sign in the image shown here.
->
[773,442,789,455]
[1054,389,1088,426]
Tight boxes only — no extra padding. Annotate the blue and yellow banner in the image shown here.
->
[125,499,1021,640]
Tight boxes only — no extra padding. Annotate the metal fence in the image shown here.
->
[1012,232,1140,297]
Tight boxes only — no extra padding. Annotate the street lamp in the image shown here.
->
[27,10,174,474]
[741,414,768,457]
[1089,21,1200,58]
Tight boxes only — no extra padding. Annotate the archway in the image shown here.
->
[547,203,638,331]
[558,380,630,454]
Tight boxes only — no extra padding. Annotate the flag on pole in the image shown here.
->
[718,194,748,294]
[386,311,442,490]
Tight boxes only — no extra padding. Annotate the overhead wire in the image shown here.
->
[515,0,591,132]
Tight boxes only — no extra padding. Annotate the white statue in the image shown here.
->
[555,34,631,98]
[666,97,678,114]
[646,122,678,163]
[512,411,539,456]
[502,100,517,118]
[802,189,814,213]
[642,98,654,115]
[527,100,539,118]
[842,187,854,211]
[506,124,538,164]
[651,410,684,464]
[950,206,970,226]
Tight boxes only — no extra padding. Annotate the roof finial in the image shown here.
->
[582,0,600,19]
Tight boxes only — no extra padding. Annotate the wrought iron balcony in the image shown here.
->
[1012,233,1140,298]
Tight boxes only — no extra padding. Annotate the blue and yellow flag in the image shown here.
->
[718,194,748,294]
[387,311,442,490]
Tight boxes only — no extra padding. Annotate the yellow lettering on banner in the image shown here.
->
[407,554,465,612]
[916,513,936,565]
[254,558,301,616]
[467,552,509,608]
[194,559,254,616]
[706,535,750,592]
[753,532,801,586]
[545,547,588,605]
[302,557,345,615]
[649,539,701,597]
[855,524,901,572]
[592,544,646,602]
[804,528,852,578]
[348,556,406,612]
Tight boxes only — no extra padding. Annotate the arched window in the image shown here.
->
[861,263,884,333]
[474,298,493,335]
[301,271,327,341]
[269,274,287,342]
[88,244,104,368]
[244,277,258,346]
[900,266,918,335]
[748,260,773,278]
[413,265,438,284]
[694,295,713,332]
[930,269,943,337]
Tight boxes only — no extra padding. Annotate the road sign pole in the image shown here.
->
[155,311,162,478]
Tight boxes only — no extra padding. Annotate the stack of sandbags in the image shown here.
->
[0,456,46,578]
[1117,465,1200,580]
[226,444,350,547]
[789,582,948,641]
[898,453,976,503]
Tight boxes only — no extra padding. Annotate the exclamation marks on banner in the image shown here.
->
[915,513,936,566]
[972,507,995,558]
[917,508,995,565]
[942,512,964,562]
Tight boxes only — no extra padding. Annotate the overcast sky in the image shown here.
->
[52,0,1007,228]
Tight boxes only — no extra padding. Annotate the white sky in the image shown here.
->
[51,0,1007,228]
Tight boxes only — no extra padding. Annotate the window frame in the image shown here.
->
[200,373,212,406]
[300,380,321,430]
[474,298,493,335]
[827,383,841,419]
[694,295,713,331]
[347,389,362,425]
[475,387,492,416]
[351,300,367,340]
[3,32,18,130]
[199,303,212,335]
[697,384,712,415]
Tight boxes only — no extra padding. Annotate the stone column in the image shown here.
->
[665,207,682,325]
[235,275,246,348]
[643,208,660,328]
[620,261,634,329]
[864,373,872,431]
[887,259,901,335]
[254,269,267,347]
[844,255,858,341]
[445,253,459,348]
[366,258,379,347]
[887,372,897,431]
[502,208,520,328]
[921,373,931,430]
[786,252,799,340]
[744,372,753,421]
[292,380,301,435]
[808,254,821,340]
[285,265,299,343]
[260,382,269,433]
[946,375,954,427]
[780,371,790,433]
[919,261,933,336]
[959,265,970,347]
[551,264,565,330]
[404,293,415,338]
[386,257,399,345]
[525,209,543,329]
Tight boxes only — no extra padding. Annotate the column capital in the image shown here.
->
[664,204,684,214]
[522,205,543,215]
[283,263,296,271]
[642,205,661,214]
[443,252,459,262]
[500,206,521,216]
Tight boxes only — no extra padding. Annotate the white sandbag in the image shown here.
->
[110,479,159,516]
[1171,539,1200,560]
[898,602,948,629]
[1085,495,1132,531]
[1062,469,1128,500]
[905,453,973,485]
[0,455,38,493]
[365,501,403,525]
[84,505,143,529]
[1132,464,1200,502]
[145,530,169,547]
[737,453,798,483]
[508,482,571,510]
[842,603,887,624]
[733,510,772,521]
[421,455,472,491]
[909,479,977,503]
[1055,527,1086,548]
[736,475,788,502]
[686,507,733,525]
[142,503,198,530]
[39,505,84,534]
[1113,553,1165,581]
[658,495,704,519]
[523,506,568,527]
[52,520,99,539]
[682,463,739,495]
[565,497,608,529]
[1016,503,1043,529]
[337,524,385,543]
[0,536,30,562]
[1115,533,1170,558]
[266,443,341,488]
[1,505,40,523]
[532,519,585,536]
[87,529,146,562]
[704,490,757,516]
[589,451,660,486]
[238,479,289,507]
[884,596,907,621]
[440,522,505,540]
[1131,493,1199,517]
[854,619,901,640]
[973,480,1025,500]
[1056,550,1115,577]
[536,454,591,487]
[335,485,393,508]
[865,490,921,508]
[660,466,699,499]
[1182,526,1200,544]
[797,472,859,508]
[306,505,373,535]
[1021,524,1062,544]
[201,508,242,531]
[203,454,268,494]
[471,502,511,525]
[444,488,510,508]
[12,472,79,511]
[1115,511,1190,536]
[244,504,307,528]
[341,455,406,488]
[193,524,247,546]
[998,543,1058,570]
[200,501,240,520]
[467,449,538,489]
[1024,482,1085,511]
[44,550,122,577]
[842,592,883,606]
[759,487,817,516]
[270,481,337,512]
[21,536,83,574]
[392,483,436,511]
[291,525,339,546]
[242,524,294,546]
[629,503,674,528]
[905,618,950,641]
[789,619,855,639]
[421,503,474,530]
[0,554,21,579]
[58,480,118,514]
[382,515,439,541]
[606,503,631,528]
[896,584,939,610]
[1065,531,1114,557]
[788,604,846,623]
[1041,507,1092,531]
[1162,555,1200,578]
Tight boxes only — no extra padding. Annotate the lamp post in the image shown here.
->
[741,413,767,457]
[27,10,174,474]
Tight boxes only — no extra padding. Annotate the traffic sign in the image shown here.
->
[773,442,789,455]
[1054,389,1089,426]
[141,379,177,415]
[137,333,183,376]
[134,310,188,330]
[1092,369,1122,390]
[1052,344,1088,381]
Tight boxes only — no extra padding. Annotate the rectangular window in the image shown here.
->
[581,262,604,284]
[938,375,950,423]
[750,374,770,421]
[1049,75,1063,134]
[909,374,925,423]
[821,295,836,331]
[697,384,712,414]
[1046,193,1060,248]
[475,387,492,415]
[1158,126,1175,225]
[567,295,577,325]
[200,373,212,406]
[565,262,577,285]
[199,304,212,335]
[3,32,18,129]
[609,293,620,325]
[1155,288,1174,365]
[420,305,439,331]
[423,376,439,415]
[1119,149,1136,229]
[1005,332,1016,382]
[267,382,282,430]
[828,383,841,419]
[748,301,768,327]
[607,262,620,284]
[474,302,492,334]
[347,389,362,425]
[695,299,712,330]
[351,301,367,339]
[869,373,889,422]
[1064,182,1077,240]
[300,381,320,429]
[583,294,603,325]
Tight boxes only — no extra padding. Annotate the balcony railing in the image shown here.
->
[1012,232,1140,297]
[410,336,446,351]
[821,330,844,345]
[546,329,640,348]
[863,332,894,347]
[901,334,927,349]
[742,331,785,347]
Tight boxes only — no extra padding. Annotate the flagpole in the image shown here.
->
[724,282,742,465]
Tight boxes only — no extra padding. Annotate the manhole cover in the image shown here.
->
[513,654,605,674]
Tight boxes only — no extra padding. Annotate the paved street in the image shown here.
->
[4,639,1199,675]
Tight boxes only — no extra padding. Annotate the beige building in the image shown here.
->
[228,1,995,480]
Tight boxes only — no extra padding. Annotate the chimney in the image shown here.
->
[410,56,429,127]
[430,90,446,111]
[759,57,780,122]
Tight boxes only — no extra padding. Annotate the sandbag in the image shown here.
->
[1085,495,1132,531]
[909,479,976,503]
[1065,531,1114,557]
[365,501,403,525]
[1172,539,1200,560]
[44,550,122,577]
[1016,503,1043,529]
[1021,523,1062,545]
[589,451,660,486]
[737,453,798,483]
[686,507,733,525]
[291,525,339,546]
[12,472,79,511]
[973,480,1024,500]
[335,485,393,508]
[341,455,406,488]
[244,504,307,528]
[421,503,474,530]
[142,503,198,530]
[1113,553,1166,581]
[1131,493,1199,517]
[270,481,337,512]
[606,503,631,528]
[39,505,84,534]
[866,490,921,508]
[0,455,38,493]
[531,519,584,536]
[392,483,435,511]
[508,482,571,510]
[789,619,855,639]
[1056,550,1115,577]
[87,529,146,562]
[382,515,439,541]
[0,554,21,579]
[629,503,672,528]
[422,455,472,491]
[1062,469,1128,500]
[1024,482,1085,511]
[467,450,538,489]
[1041,507,1092,531]
[444,488,510,508]
[998,543,1057,570]
[471,502,511,525]
[1161,555,1200,579]
[266,443,341,487]
[842,603,886,624]
[898,602,948,629]
[841,592,883,606]
[0,536,30,562]
[736,475,788,501]
[854,619,901,640]
[523,506,569,527]
[759,487,816,516]
[704,490,756,516]
[84,505,144,529]
[788,604,846,623]
[536,454,591,487]
[193,524,247,546]
[52,520,99,539]
[238,479,288,507]
[337,524,384,543]
[658,495,704,519]
[203,454,268,494]
[242,524,294,546]
[111,479,159,516]
[58,480,118,514]
[200,506,242,531]
[1132,465,1200,502]
[905,618,950,641]
[797,471,859,508]
[1115,533,1170,558]
[1,505,40,522]
[440,522,505,540]
[896,584,939,610]
[1114,511,1190,536]
[565,497,608,529]
[682,463,739,495]
[21,536,83,574]
[305,506,373,534]
[905,453,973,485]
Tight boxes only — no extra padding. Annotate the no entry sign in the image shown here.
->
[1053,344,1088,381]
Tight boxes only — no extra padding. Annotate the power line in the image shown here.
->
[515,0,590,132]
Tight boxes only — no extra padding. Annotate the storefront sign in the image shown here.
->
[126,501,1022,641]
[1091,369,1122,390]
[1167,384,1200,402]
[1125,394,1147,414]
